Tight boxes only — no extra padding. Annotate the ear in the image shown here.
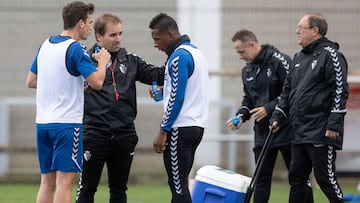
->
[312,26,320,35]
[167,30,177,41]
[95,33,102,42]
[246,41,256,48]
[79,19,85,28]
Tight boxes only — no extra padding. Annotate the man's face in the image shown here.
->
[296,15,316,47]
[233,40,258,63]
[79,14,93,40]
[97,22,123,52]
[151,29,172,53]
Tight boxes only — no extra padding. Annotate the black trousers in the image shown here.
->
[253,145,314,203]
[76,127,138,203]
[289,144,343,203]
[163,126,204,203]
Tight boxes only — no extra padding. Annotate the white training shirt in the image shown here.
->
[35,38,84,124]
[162,44,209,129]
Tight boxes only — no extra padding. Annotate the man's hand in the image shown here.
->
[148,86,163,98]
[225,118,243,131]
[153,129,167,153]
[325,130,340,140]
[149,86,155,98]
[270,121,280,132]
[250,107,268,122]
[92,47,110,66]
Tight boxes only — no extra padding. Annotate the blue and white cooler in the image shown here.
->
[192,165,251,203]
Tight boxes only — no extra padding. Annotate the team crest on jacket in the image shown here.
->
[119,64,127,73]
[267,68,272,78]
[311,60,318,70]
[84,150,91,161]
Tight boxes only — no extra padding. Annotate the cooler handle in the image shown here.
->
[205,188,226,197]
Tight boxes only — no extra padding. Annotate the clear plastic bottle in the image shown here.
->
[152,81,163,102]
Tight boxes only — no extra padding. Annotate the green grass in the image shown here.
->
[0,183,171,203]
[0,183,358,203]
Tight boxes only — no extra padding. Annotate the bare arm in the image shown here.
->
[26,71,37,89]
[153,129,167,153]
[85,48,110,90]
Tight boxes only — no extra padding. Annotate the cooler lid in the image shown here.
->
[195,165,251,192]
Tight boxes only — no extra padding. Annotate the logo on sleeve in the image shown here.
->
[246,76,254,81]
[80,43,90,58]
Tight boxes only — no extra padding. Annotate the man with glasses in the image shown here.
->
[271,13,348,203]
[226,29,313,203]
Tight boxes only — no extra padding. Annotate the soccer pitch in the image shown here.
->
[0,183,358,203]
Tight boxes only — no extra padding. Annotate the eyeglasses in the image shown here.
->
[297,26,313,30]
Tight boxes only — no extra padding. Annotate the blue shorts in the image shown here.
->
[36,123,83,174]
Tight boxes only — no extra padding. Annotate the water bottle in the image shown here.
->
[231,115,241,127]
[152,81,163,102]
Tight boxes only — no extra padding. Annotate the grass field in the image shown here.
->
[0,183,359,203]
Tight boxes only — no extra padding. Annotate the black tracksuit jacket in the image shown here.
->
[270,37,348,150]
[236,44,292,148]
[83,44,165,130]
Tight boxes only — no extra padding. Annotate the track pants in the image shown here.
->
[163,126,204,203]
[76,128,138,203]
[289,144,343,203]
[253,145,314,203]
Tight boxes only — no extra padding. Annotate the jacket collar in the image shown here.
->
[165,35,191,57]
[90,44,127,63]
[252,44,277,65]
[301,37,339,54]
